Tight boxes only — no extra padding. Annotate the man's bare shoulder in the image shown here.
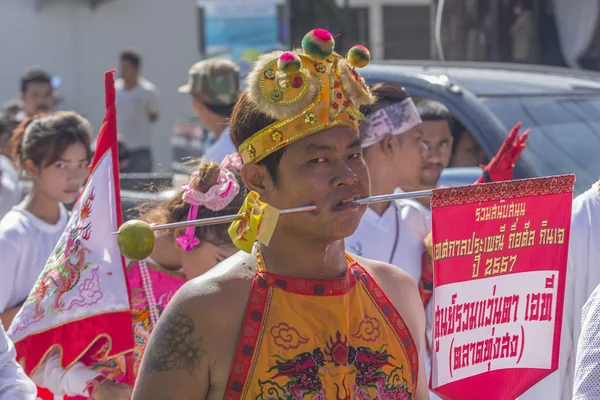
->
[175,251,255,317]
[351,254,417,290]
[134,252,255,399]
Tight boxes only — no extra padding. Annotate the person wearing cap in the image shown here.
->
[178,58,240,164]
[115,49,159,173]
[134,30,429,399]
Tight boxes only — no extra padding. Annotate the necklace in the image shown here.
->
[138,260,159,328]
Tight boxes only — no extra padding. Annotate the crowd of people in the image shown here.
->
[0,28,599,400]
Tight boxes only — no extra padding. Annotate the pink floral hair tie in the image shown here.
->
[176,164,240,252]
[220,152,243,171]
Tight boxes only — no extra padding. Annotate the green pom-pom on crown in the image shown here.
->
[302,29,335,61]
[347,45,371,68]
[278,52,302,75]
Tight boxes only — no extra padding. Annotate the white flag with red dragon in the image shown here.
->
[8,70,133,390]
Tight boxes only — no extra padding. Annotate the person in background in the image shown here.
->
[574,267,600,399]
[29,155,246,400]
[0,113,22,220]
[0,321,37,399]
[0,111,20,162]
[401,99,528,399]
[115,49,159,173]
[178,58,240,164]
[2,100,23,122]
[346,82,429,285]
[0,112,91,329]
[449,126,488,168]
[511,0,540,64]
[403,100,454,212]
[18,68,55,120]
[546,178,600,400]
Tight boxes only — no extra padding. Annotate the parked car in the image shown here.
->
[363,60,600,196]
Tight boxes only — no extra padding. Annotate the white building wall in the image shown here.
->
[0,0,201,172]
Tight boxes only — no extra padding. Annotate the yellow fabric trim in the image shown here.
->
[241,286,273,398]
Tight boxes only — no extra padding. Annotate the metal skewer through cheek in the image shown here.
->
[149,189,434,232]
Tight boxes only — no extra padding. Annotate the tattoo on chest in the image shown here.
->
[141,313,206,376]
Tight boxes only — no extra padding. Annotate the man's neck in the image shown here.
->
[409,183,434,209]
[259,231,348,279]
[22,190,61,224]
[367,165,397,216]
[123,77,139,90]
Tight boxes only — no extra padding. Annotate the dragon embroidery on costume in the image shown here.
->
[259,347,327,399]
[349,346,412,399]
[87,340,128,382]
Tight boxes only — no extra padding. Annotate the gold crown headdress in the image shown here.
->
[239,29,376,164]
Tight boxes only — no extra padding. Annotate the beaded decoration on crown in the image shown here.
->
[239,29,376,164]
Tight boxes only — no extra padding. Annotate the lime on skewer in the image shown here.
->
[117,220,155,261]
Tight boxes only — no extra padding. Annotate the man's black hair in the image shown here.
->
[415,99,454,131]
[120,49,142,68]
[229,92,283,185]
[20,68,52,94]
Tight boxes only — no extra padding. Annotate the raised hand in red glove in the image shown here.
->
[476,122,529,184]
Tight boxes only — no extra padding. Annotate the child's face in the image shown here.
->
[29,142,89,204]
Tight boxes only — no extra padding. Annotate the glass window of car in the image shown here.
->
[482,95,600,195]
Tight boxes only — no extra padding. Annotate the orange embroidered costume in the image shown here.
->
[224,29,419,399]
[224,248,418,399]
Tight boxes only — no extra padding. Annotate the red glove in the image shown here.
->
[476,122,529,184]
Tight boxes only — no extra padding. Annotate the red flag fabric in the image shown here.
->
[8,71,133,389]
[429,175,574,400]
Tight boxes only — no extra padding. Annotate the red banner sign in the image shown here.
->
[429,175,575,400]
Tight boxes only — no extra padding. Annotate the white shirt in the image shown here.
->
[518,181,600,400]
[0,322,36,399]
[573,283,600,399]
[202,126,236,164]
[345,195,430,285]
[115,77,159,150]
[0,156,22,221]
[0,205,68,312]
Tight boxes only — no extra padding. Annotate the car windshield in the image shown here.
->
[482,95,600,195]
